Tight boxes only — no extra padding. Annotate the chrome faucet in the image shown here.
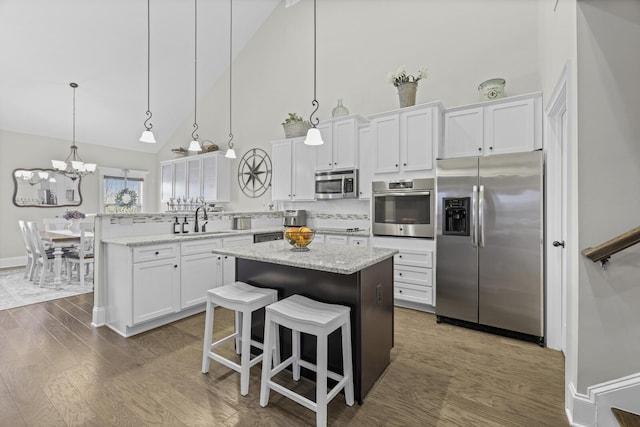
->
[194,204,208,233]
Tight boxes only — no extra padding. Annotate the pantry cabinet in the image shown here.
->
[370,102,443,175]
[357,126,373,199]
[160,152,230,205]
[442,92,542,159]
[315,115,368,172]
[271,137,316,201]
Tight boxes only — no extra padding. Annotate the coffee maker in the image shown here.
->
[283,209,306,227]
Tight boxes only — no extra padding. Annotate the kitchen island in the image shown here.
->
[212,240,398,403]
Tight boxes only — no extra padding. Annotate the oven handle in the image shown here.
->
[373,191,431,197]
[472,185,478,248]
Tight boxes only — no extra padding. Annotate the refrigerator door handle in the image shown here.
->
[479,185,485,247]
[472,185,478,247]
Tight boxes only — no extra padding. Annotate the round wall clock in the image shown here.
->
[237,148,272,198]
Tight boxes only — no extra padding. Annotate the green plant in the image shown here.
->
[282,113,305,125]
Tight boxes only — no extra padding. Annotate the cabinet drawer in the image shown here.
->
[133,244,179,263]
[223,235,253,247]
[348,236,369,247]
[395,265,432,287]
[181,239,222,255]
[395,283,433,305]
[395,249,432,268]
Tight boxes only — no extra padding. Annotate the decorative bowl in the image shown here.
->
[478,78,506,100]
[284,227,315,251]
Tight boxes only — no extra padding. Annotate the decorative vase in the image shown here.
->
[331,99,349,118]
[397,82,418,108]
[69,219,81,233]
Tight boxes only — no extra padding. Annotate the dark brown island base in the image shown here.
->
[212,240,398,404]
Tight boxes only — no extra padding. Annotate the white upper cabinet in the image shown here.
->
[271,138,317,201]
[315,116,368,172]
[370,102,442,175]
[160,152,230,206]
[442,92,542,159]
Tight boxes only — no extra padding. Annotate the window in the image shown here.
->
[98,168,149,213]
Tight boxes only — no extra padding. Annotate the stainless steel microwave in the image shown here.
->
[315,169,358,199]
[372,178,435,238]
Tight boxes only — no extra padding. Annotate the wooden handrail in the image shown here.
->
[582,226,640,264]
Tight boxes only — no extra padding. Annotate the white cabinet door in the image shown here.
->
[358,127,372,199]
[132,257,180,324]
[348,236,369,247]
[181,251,221,308]
[315,123,334,172]
[202,152,230,202]
[186,157,201,200]
[291,139,316,200]
[372,115,400,173]
[443,107,484,158]
[161,162,173,204]
[271,140,293,201]
[484,97,535,155]
[402,108,434,171]
[222,235,253,285]
[173,161,187,200]
[333,118,357,170]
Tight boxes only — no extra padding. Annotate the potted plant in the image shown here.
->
[281,113,311,138]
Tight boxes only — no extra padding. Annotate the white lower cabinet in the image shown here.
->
[372,237,435,312]
[133,256,181,324]
[316,234,370,246]
[349,236,369,247]
[180,239,223,309]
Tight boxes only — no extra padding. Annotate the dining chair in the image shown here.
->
[43,217,70,231]
[26,222,58,287]
[18,220,36,280]
[65,222,94,287]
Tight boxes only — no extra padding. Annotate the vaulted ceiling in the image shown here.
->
[0,0,281,153]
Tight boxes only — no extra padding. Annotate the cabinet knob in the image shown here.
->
[155,251,159,255]
[399,255,403,258]
[334,162,337,165]
[224,256,228,259]
[174,265,178,268]
[478,147,482,151]
[399,272,403,276]
[403,163,407,166]
[489,146,493,150]
[399,289,403,293]
[328,163,332,166]
[395,164,399,167]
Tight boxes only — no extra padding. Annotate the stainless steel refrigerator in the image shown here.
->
[435,150,544,342]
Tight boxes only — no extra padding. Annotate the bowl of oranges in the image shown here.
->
[283,226,315,251]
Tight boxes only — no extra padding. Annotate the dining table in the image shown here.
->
[40,229,93,286]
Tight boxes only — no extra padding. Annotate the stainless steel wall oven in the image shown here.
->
[372,178,435,238]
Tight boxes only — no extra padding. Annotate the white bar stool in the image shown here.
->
[260,294,354,427]
[201,281,278,396]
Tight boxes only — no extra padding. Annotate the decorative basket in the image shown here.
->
[201,140,219,153]
[283,121,311,139]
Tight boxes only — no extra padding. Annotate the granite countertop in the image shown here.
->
[101,227,370,247]
[212,240,398,275]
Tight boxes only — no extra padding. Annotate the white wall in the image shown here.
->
[0,129,158,260]
[575,0,640,392]
[158,0,541,211]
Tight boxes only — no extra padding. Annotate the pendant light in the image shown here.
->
[225,0,237,159]
[303,0,323,146]
[52,83,97,178]
[139,0,156,143]
[187,0,201,152]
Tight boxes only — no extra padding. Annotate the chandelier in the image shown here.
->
[14,170,56,186]
[52,82,97,179]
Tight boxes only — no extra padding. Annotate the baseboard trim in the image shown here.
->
[0,256,26,270]
[566,374,640,426]
[92,306,106,327]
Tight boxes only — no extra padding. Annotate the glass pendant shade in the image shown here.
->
[225,148,237,159]
[304,127,324,146]
[188,140,201,151]
[51,160,67,170]
[139,130,156,143]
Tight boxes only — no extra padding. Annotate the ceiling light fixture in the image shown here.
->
[225,0,237,159]
[139,0,156,143]
[187,0,201,152]
[303,0,323,146]
[52,83,97,179]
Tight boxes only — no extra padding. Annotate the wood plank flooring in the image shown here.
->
[0,293,568,426]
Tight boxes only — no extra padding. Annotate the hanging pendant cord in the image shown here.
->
[144,0,153,131]
[309,0,319,128]
[192,0,199,141]
[228,0,234,148]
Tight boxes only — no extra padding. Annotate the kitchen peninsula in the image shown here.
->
[212,240,398,403]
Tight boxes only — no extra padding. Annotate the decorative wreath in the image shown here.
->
[115,188,138,208]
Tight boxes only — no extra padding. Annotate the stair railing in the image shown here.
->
[582,226,640,268]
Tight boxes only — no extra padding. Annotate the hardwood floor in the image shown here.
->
[0,293,568,426]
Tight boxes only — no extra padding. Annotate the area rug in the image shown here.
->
[0,268,92,311]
